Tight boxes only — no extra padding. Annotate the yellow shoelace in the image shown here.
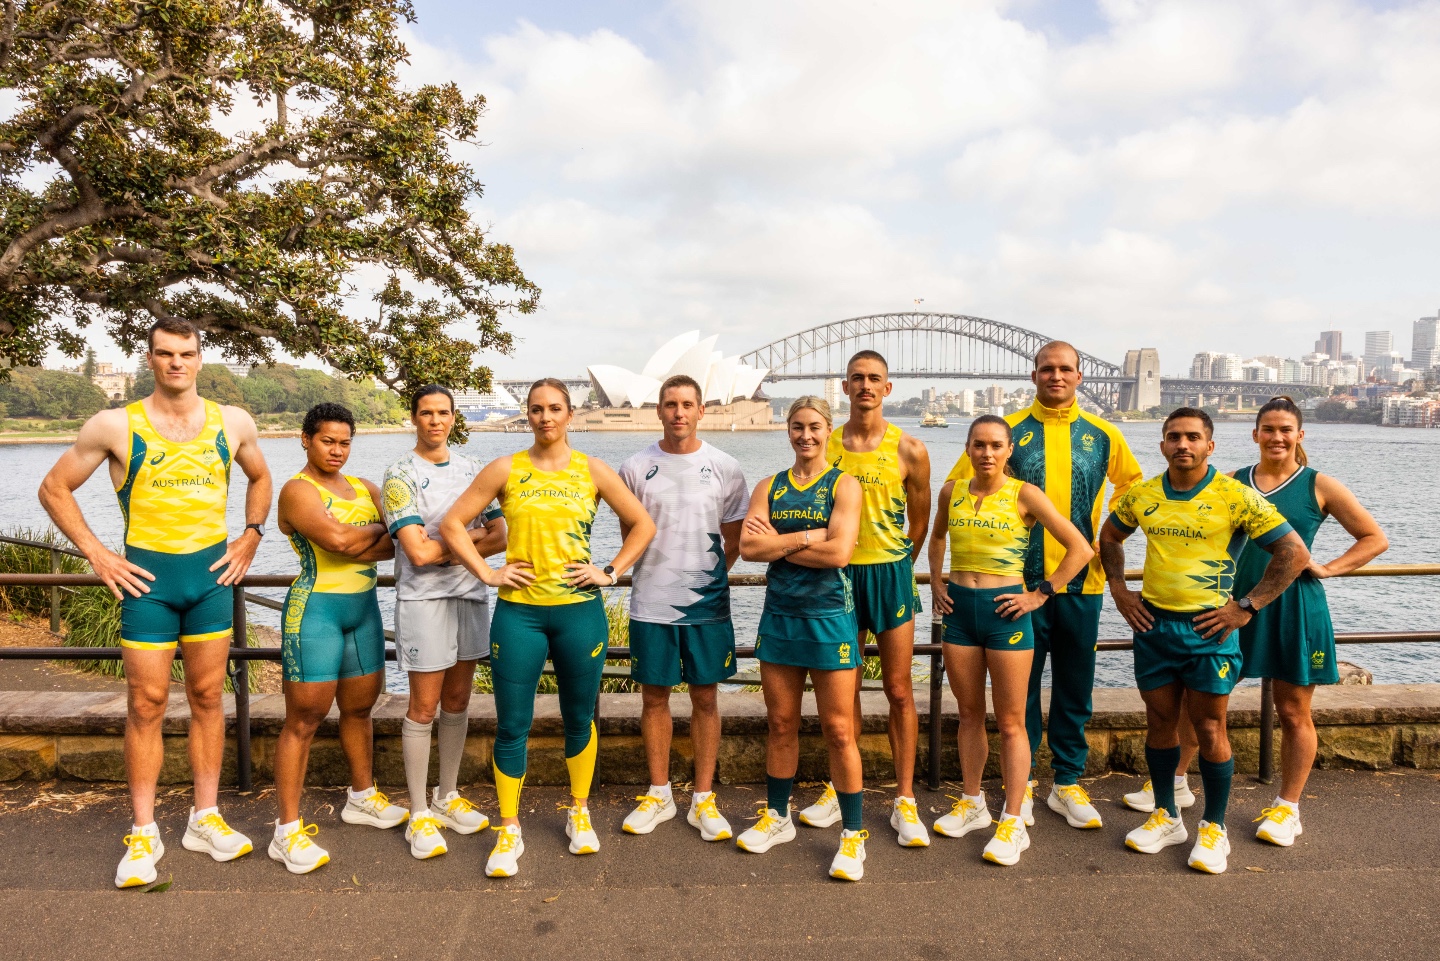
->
[993,818,1021,843]
[195,813,234,836]
[1196,822,1225,850]
[1057,785,1094,807]
[491,826,520,854]
[412,815,442,837]
[283,821,320,853]
[444,795,480,816]
[564,806,594,833]
[1139,780,1153,793]
[1254,805,1294,825]
[1140,810,1175,833]
[839,830,869,858]
[896,798,920,824]
[818,784,837,806]
[693,795,722,820]
[122,833,155,860]
[633,794,665,813]
[750,804,782,833]
[944,795,977,819]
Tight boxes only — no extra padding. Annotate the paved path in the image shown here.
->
[1,771,1436,960]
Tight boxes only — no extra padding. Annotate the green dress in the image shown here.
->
[1234,465,1339,685]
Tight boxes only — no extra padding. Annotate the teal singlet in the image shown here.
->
[763,466,853,617]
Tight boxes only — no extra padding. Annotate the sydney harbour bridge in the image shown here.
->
[501,312,1327,413]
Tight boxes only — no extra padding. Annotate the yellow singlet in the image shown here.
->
[116,400,231,554]
[285,473,381,594]
[826,423,910,565]
[947,476,1031,577]
[500,450,600,606]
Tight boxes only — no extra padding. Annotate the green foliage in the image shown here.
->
[82,348,98,380]
[473,591,640,694]
[1311,400,1383,425]
[195,365,246,407]
[0,367,108,419]
[0,527,90,616]
[0,0,538,394]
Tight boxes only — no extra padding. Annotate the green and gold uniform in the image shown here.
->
[827,425,920,635]
[1235,466,1339,686]
[489,450,608,818]
[755,466,858,670]
[281,473,385,682]
[116,400,234,649]
[947,400,1142,784]
[1108,466,1293,695]
[942,476,1035,650]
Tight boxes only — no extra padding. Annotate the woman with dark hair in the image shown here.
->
[440,378,655,878]
[928,415,1093,865]
[380,385,509,861]
[271,403,402,874]
[1233,396,1387,846]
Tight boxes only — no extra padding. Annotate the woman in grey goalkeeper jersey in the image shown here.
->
[380,386,508,860]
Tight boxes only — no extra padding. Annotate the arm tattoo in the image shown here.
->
[1248,538,1307,608]
[1099,539,1127,584]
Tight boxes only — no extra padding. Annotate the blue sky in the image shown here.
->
[71,1,1440,379]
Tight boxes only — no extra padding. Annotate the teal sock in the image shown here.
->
[1199,755,1234,826]
[767,775,793,817]
[1146,745,1181,817]
[836,790,863,832]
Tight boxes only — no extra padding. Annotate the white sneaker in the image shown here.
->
[268,821,330,875]
[431,790,490,834]
[1047,784,1103,829]
[1188,820,1230,874]
[486,825,524,877]
[934,794,993,838]
[829,829,868,881]
[565,805,600,855]
[982,815,1030,866]
[1255,803,1303,846]
[798,782,841,828]
[115,830,164,888]
[1122,778,1197,813]
[341,789,409,829]
[622,793,678,835]
[182,809,254,861]
[687,793,733,842]
[735,807,797,853]
[890,796,930,847]
[1005,779,1036,826]
[1125,809,1188,854]
[405,814,448,859]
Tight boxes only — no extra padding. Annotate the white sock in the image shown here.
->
[349,785,375,802]
[1174,775,1188,787]
[691,790,712,806]
[1276,795,1298,811]
[275,819,299,839]
[190,806,218,825]
[649,783,672,800]
[964,792,984,805]
[132,821,158,836]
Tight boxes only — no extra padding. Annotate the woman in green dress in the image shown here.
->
[1233,396,1387,847]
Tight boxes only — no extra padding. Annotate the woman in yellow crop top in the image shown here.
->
[441,378,655,879]
[926,415,1092,866]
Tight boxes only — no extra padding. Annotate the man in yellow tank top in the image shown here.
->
[797,350,933,848]
[39,319,273,889]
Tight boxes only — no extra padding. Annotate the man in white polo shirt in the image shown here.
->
[381,385,507,860]
[617,374,749,841]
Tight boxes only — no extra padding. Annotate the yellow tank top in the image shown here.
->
[947,476,1031,577]
[500,450,600,606]
[286,473,381,594]
[826,423,910,565]
[116,400,231,554]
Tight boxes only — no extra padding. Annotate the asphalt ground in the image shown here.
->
[1,770,1437,961]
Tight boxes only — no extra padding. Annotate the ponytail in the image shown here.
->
[1255,396,1307,467]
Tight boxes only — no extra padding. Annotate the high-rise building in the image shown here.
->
[920,387,936,405]
[1315,331,1343,361]
[1412,315,1438,371]
[823,377,842,413]
[1213,353,1243,381]
[1364,331,1394,373]
[1190,352,1221,379]
[1119,347,1161,411]
[984,384,1006,407]
[958,389,975,414]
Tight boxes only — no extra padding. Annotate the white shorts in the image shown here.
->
[394,597,491,672]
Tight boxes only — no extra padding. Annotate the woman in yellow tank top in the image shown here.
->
[926,415,1092,866]
[441,378,655,878]
[270,403,401,875]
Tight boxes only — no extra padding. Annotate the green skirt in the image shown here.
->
[1238,574,1338,686]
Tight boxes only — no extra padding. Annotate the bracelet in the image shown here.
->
[803,530,810,547]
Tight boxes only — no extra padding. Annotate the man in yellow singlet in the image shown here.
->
[39,319,272,889]
[797,350,933,847]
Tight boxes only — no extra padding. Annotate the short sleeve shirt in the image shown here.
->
[1108,466,1292,613]
[382,449,502,602]
[618,441,749,624]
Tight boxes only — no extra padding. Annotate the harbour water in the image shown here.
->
[3,417,1437,688]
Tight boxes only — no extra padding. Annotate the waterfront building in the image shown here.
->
[984,384,1006,407]
[1413,315,1438,371]
[1382,394,1440,427]
[586,330,769,409]
[1241,360,1278,382]
[89,362,132,401]
[957,389,976,414]
[823,377,843,413]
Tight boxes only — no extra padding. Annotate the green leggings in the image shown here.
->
[490,597,608,814]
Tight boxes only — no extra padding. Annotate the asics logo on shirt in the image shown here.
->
[590,642,604,658]
[1008,632,1023,645]
[1018,431,1034,447]
[421,478,430,489]
[772,486,788,500]
[724,652,733,667]
[1143,503,1161,515]
[519,472,532,484]
[646,465,659,479]
[1218,662,1231,679]
[896,604,906,618]
[148,451,166,466]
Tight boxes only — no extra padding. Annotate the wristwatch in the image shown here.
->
[245,523,266,539]
[602,564,617,586]
[1236,596,1256,615]
[1036,581,1057,598]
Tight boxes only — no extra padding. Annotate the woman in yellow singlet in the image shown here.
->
[927,414,1093,866]
[441,378,655,878]
[270,403,402,874]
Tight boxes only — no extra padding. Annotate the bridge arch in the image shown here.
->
[737,312,1123,410]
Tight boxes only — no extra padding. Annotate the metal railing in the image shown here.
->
[2,533,1438,791]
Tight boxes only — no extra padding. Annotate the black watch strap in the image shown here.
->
[1237,596,1255,613]
[1036,580,1056,597]
[245,523,266,538]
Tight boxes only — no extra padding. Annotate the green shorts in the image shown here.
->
[120,542,233,649]
[629,620,737,687]
[942,583,1034,651]
[1133,602,1241,695]
[755,607,859,671]
[282,587,385,683]
[848,558,921,635]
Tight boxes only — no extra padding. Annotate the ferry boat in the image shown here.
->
[919,411,949,428]
[453,384,522,423]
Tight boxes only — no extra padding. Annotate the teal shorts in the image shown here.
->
[755,607,860,671]
[942,583,1034,651]
[629,620,737,687]
[282,588,385,683]
[120,542,233,649]
[848,558,922,635]
[1133,602,1241,695]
